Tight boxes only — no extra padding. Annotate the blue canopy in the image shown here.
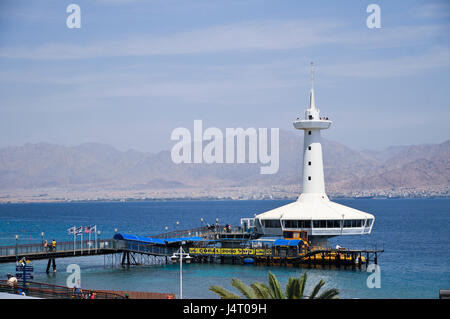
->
[114,233,205,245]
[113,233,166,245]
[164,237,203,244]
[273,239,304,247]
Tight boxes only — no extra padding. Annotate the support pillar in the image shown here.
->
[46,257,56,273]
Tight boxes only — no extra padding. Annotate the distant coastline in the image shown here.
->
[1,185,448,204]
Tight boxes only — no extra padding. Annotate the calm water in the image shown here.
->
[0,199,449,299]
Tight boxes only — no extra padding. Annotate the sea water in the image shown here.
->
[0,199,449,299]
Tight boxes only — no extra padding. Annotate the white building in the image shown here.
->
[248,63,375,245]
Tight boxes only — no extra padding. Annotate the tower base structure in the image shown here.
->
[252,195,374,246]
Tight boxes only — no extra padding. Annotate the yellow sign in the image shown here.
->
[189,247,272,256]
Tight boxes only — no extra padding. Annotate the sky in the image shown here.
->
[0,0,449,152]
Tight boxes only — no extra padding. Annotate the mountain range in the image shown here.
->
[0,130,448,197]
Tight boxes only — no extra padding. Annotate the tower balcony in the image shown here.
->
[293,118,332,130]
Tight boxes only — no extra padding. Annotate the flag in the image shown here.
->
[84,225,97,233]
[75,226,83,235]
[67,226,76,235]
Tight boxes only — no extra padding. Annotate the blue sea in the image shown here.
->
[0,199,449,299]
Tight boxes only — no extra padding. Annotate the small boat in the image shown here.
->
[243,258,254,264]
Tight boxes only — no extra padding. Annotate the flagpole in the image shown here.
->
[94,226,97,253]
[73,226,76,255]
[81,229,83,255]
[88,229,91,254]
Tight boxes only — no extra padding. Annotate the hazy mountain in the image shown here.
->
[0,132,448,193]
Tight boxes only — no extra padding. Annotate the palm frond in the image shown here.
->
[250,282,270,299]
[267,271,285,299]
[298,273,307,298]
[286,277,301,299]
[231,278,258,299]
[317,288,340,299]
[309,279,325,299]
[209,285,242,299]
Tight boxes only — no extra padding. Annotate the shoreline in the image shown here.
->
[1,195,449,204]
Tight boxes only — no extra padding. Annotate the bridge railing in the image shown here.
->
[153,225,249,240]
[121,241,178,256]
[0,280,124,299]
[152,226,209,239]
[0,239,117,258]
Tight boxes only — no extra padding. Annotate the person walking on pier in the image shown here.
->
[51,239,56,252]
[44,240,48,252]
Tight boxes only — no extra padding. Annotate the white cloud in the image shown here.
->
[0,19,344,59]
[412,2,450,20]
[321,46,450,78]
[1,17,446,60]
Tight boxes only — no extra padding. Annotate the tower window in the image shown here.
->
[308,131,311,135]
[308,161,311,166]
[308,146,311,150]
[308,176,311,181]
[308,115,313,120]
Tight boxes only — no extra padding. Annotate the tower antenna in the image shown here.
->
[309,62,316,109]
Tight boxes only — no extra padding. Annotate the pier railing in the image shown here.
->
[0,280,124,299]
[120,241,177,256]
[152,226,210,239]
[0,239,116,258]
[153,225,251,240]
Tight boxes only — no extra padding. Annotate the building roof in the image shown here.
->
[113,233,204,245]
[113,233,166,245]
[255,195,374,221]
[273,239,305,246]
[164,237,203,244]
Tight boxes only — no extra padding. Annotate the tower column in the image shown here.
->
[302,128,326,195]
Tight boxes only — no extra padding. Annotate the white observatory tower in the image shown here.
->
[294,62,331,200]
[250,63,375,245]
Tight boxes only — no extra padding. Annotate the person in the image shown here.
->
[44,240,48,252]
[6,276,18,287]
[124,293,129,299]
[90,292,96,299]
[51,239,56,252]
[19,257,27,266]
[336,244,341,250]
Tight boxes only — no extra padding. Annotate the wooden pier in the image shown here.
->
[187,247,383,268]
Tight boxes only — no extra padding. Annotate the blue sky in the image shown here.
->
[0,0,449,152]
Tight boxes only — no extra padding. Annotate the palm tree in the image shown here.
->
[210,271,339,299]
